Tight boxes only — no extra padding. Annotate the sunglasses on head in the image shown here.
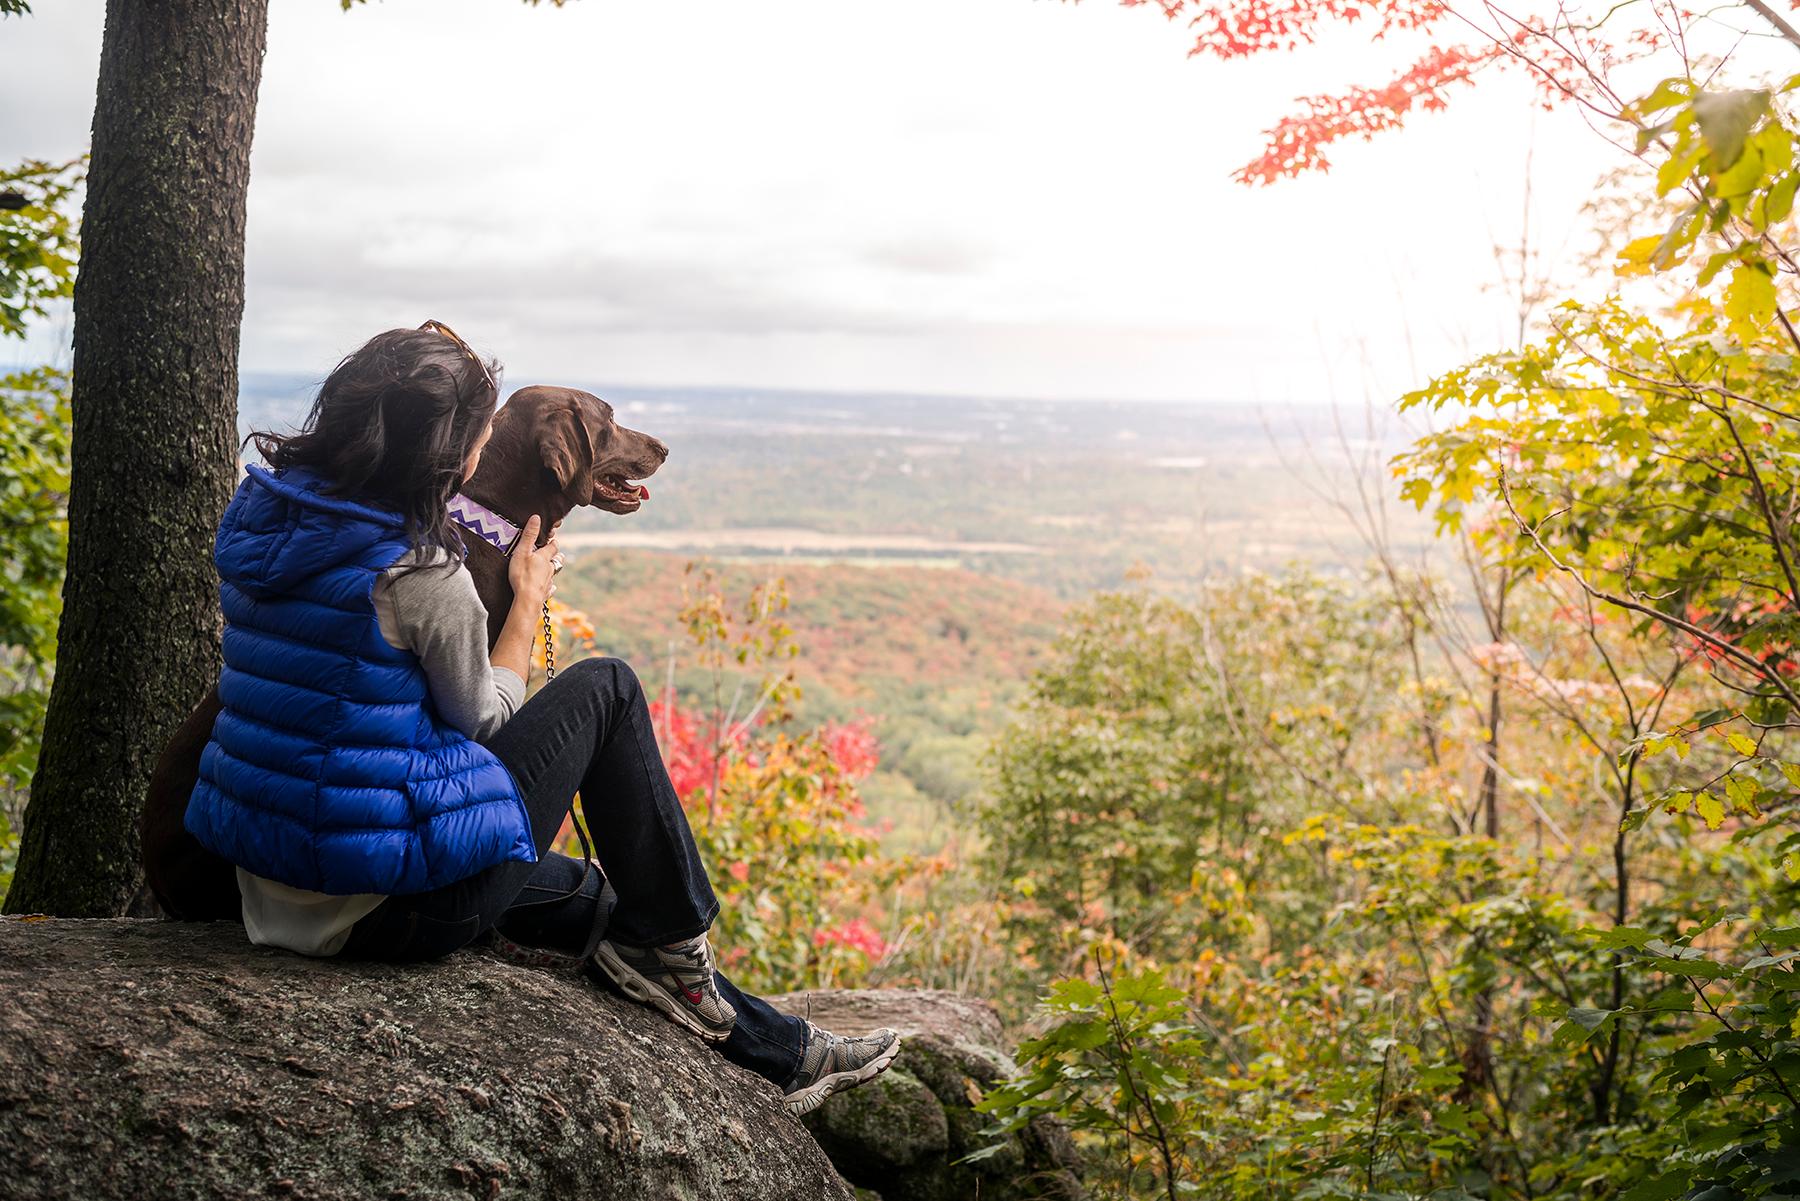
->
[419,319,497,397]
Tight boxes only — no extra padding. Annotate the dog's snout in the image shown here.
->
[646,436,669,463]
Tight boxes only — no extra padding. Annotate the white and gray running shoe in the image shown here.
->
[592,933,737,1042]
[782,1022,903,1116]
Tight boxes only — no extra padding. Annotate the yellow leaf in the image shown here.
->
[1695,791,1726,831]
[1725,263,1778,342]
[1616,235,1664,277]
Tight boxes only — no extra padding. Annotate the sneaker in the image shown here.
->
[591,932,737,1042]
[782,1021,903,1116]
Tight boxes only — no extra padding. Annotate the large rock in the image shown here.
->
[0,917,852,1201]
[768,989,1084,1201]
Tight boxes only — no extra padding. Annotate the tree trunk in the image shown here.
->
[5,0,269,916]
[1461,569,1508,1101]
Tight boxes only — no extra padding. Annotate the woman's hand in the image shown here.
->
[492,515,564,682]
[507,515,561,609]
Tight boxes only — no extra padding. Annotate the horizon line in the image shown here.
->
[238,367,1352,413]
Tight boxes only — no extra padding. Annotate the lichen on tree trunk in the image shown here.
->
[5,0,270,916]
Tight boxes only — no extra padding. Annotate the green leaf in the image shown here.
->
[1744,949,1800,969]
[1692,89,1771,169]
[1649,955,1731,979]
[1715,143,1766,198]
[1557,1007,1617,1044]
[1767,172,1799,224]
[1697,246,1743,287]
[1567,1006,1614,1030]
[1658,149,1707,198]
[953,1142,1014,1166]
[1635,77,1695,114]
[1622,1171,1696,1201]
[1588,925,1656,950]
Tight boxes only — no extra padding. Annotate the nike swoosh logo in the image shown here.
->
[679,983,705,1004]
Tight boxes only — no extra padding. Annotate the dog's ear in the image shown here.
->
[539,404,595,507]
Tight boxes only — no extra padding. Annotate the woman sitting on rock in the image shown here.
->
[182,322,899,1116]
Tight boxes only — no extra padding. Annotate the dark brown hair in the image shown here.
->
[248,327,501,561]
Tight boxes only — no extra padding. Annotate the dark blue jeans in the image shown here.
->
[338,656,809,1088]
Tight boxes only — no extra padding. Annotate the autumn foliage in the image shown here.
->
[547,566,908,995]
[1093,0,1659,182]
[647,694,897,991]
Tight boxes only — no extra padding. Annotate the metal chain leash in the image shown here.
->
[516,589,594,923]
[541,598,556,682]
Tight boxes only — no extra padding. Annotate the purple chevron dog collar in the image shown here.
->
[448,493,523,556]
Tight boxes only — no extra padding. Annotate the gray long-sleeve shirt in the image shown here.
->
[371,547,526,739]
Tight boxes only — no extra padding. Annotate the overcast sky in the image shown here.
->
[2,0,1606,405]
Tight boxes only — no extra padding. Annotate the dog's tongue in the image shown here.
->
[637,483,650,500]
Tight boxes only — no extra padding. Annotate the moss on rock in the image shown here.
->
[768,989,1084,1201]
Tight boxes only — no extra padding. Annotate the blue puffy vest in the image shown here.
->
[184,464,535,895]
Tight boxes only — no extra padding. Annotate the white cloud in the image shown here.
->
[2,0,1609,403]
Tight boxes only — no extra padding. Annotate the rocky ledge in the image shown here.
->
[0,918,1081,1201]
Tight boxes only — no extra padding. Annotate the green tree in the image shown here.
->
[0,370,70,902]
[0,157,79,339]
[973,13,1800,1199]
[1391,72,1800,1198]
[972,957,1211,1201]
[0,149,80,903]
[980,589,1237,973]
[980,574,1417,978]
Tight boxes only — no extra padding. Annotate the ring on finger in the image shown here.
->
[551,554,565,573]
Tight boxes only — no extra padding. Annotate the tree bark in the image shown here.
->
[1462,568,1508,1101]
[5,0,269,915]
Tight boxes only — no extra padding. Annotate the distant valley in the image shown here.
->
[241,373,1433,598]
[240,373,1431,853]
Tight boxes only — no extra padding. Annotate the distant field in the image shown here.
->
[241,374,1435,599]
[557,526,1044,557]
[560,387,1432,598]
[552,548,1067,856]
[241,373,1434,852]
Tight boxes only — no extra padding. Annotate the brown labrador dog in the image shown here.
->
[139,386,669,920]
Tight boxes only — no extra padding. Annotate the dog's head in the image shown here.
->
[478,385,669,522]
